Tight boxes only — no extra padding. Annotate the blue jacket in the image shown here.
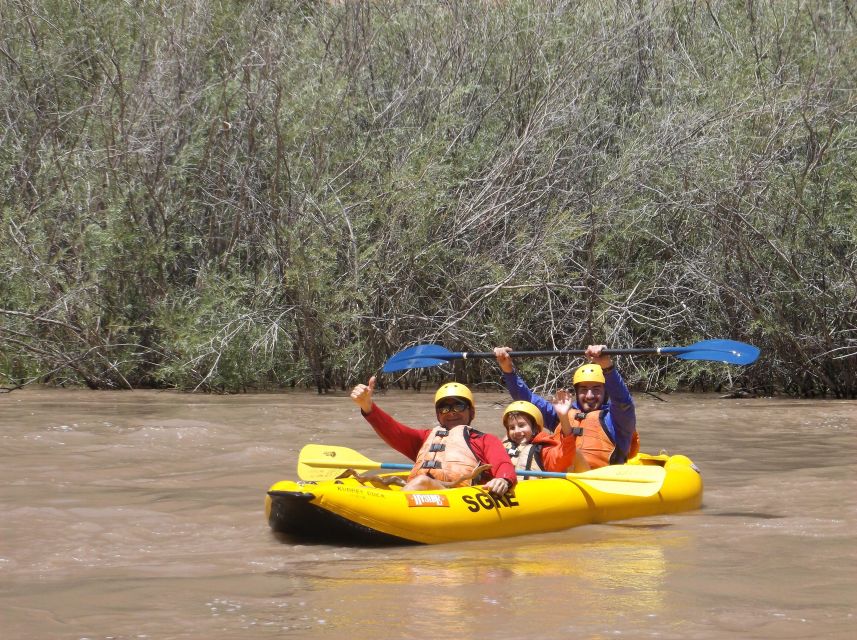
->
[501,368,637,459]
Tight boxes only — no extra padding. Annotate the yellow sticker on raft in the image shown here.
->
[406,494,450,507]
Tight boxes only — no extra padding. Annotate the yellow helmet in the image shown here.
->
[434,382,475,416]
[572,364,605,386]
[502,401,544,433]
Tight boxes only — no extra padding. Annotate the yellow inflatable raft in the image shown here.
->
[266,452,702,545]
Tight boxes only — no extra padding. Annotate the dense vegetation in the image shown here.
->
[1,1,855,397]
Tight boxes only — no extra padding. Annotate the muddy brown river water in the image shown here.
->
[1,387,855,639]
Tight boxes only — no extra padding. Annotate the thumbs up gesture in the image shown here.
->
[350,375,376,413]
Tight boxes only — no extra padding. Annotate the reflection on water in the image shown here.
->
[709,512,786,520]
[317,536,669,588]
[262,534,674,635]
[1,389,855,639]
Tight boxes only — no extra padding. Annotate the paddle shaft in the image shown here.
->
[517,469,656,482]
[442,347,697,360]
[305,460,411,471]
[382,339,759,372]
[301,459,658,483]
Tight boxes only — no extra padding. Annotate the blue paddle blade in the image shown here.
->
[671,339,760,365]
[382,344,462,372]
[385,344,458,361]
[382,356,453,373]
[674,350,750,365]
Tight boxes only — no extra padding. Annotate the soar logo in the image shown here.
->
[461,491,519,512]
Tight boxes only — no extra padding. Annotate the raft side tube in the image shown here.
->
[267,489,417,546]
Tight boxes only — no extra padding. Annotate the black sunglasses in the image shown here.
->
[436,401,469,414]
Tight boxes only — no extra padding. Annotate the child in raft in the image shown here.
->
[502,390,590,476]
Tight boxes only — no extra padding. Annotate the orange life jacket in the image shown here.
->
[571,410,638,468]
[409,425,482,487]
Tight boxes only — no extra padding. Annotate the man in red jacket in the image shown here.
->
[350,376,516,496]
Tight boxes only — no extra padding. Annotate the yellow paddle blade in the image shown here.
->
[568,465,666,497]
[297,444,384,481]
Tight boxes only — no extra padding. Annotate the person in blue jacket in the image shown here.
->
[493,344,639,468]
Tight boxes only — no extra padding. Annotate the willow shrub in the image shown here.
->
[1,1,854,396]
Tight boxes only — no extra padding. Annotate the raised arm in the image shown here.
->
[551,387,575,436]
[494,346,560,431]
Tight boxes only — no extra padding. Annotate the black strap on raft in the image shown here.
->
[421,460,443,469]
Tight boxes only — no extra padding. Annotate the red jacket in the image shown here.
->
[363,405,517,486]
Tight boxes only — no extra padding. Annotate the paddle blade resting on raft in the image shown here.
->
[381,339,760,372]
[297,443,410,481]
[517,465,666,497]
